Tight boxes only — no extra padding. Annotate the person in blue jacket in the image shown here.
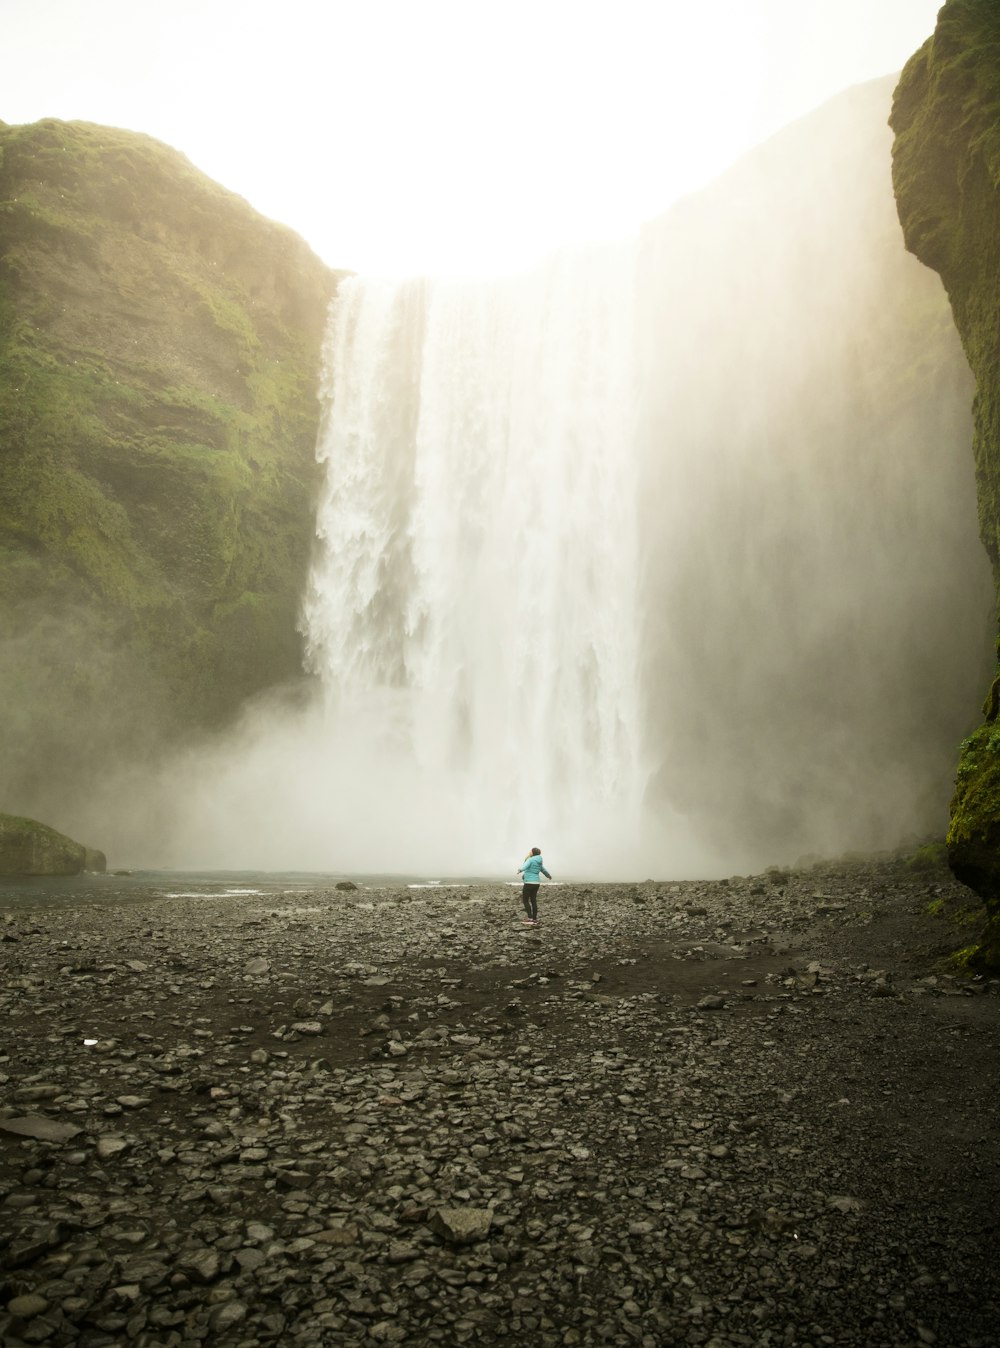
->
[517,847,552,925]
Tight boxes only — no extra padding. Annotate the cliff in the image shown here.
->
[891,0,1000,968]
[638,75,991,869]
[0,119,339,823]
[0,811,104,875]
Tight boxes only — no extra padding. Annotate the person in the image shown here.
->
[517,846,552,925]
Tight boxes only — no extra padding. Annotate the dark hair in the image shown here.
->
[530,847,541,856]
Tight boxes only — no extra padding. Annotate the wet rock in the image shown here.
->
[177,1249,225,1284]
[431,1206,494,1245]
[0,1116,81,1143]
[95,1136,131,1160]
[7,1293,49,1318]
[2,859,999,1347]
[209,1299,248,1330]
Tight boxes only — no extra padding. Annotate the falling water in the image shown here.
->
[302,247,650,873]
[110,79,991,877]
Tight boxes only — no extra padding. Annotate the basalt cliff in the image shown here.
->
[892,0,1000,968]
[0,119,339,827]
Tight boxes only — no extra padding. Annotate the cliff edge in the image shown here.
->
[891,0,1000,968]
[0,119,340,823]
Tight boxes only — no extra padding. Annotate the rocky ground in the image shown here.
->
[2,859,999,1348]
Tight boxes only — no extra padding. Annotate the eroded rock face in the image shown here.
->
[891,0,1000,969]
[0,813,97,875]
[0,118,341,822]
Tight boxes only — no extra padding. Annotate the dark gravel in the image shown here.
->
[2,858,999,1347]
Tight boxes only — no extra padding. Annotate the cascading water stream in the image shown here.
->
[301,246,648,871]
[129,80,991,877]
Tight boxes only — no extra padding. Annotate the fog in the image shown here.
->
[45,79,994,879]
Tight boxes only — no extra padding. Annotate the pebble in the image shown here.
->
[0,859,997,1347]
[7,1294,49,1319]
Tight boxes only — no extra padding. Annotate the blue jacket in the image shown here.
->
[518,854,551,883]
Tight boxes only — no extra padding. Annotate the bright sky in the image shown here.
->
[3,0,942,277]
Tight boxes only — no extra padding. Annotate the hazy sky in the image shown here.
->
[4,0,942,275]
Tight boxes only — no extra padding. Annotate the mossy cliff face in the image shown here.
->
[0,119,339,821]
[0,811,104,875]
[891,0,1000,968]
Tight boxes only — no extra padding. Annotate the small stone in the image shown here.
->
[431,1206,494,1246]
[13,1085,61,1102]
[96,1136,131,1160]
[235,1247,267,1272]
[177,1248,222,1284]
[8,1293,49,1319]
[386,1242,421,1263]
[314,1225,360,1246]
[828,1195,864,1214]
[244,957,270,976]
[210,1300,248,1331]
[697,994,726,1010]
[0,1116,81,1144]
[290,1021,323,1036]
[370,1322,408,1343]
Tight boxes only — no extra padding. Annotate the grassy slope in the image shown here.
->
[0,119,339,816]
[891,0,1000,966]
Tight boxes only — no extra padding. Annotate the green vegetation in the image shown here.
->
[907,841,950,871]
[0,118,341,820]
[0,811,86,874]
[892,1,1000,970]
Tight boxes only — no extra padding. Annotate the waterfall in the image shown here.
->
[140,79,991,877]
[302,247,650,874]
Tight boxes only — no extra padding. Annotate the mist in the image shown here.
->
[51,78,993,880]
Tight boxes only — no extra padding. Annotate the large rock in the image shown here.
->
[0,118,342,824]
[891,0,1000,969]
[0,812,94,875]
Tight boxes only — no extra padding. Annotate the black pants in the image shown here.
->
[521,883,539,919]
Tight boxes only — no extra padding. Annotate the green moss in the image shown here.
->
[0,811,87,875]
[892,4,1000,974]
[907,841,950,871]
[0,116,343,816]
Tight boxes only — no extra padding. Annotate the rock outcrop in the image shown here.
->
[891,0,1000,968]
[638,75,991,867]
[0,119,340,823]
[0,812,103,874]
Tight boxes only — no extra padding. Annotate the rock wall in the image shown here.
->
[0,119,340,823]
[0,812,103,875]
[638,75,991,869]
[891,0,1000,967]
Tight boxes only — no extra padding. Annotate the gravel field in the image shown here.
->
[2,859,999,1347]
